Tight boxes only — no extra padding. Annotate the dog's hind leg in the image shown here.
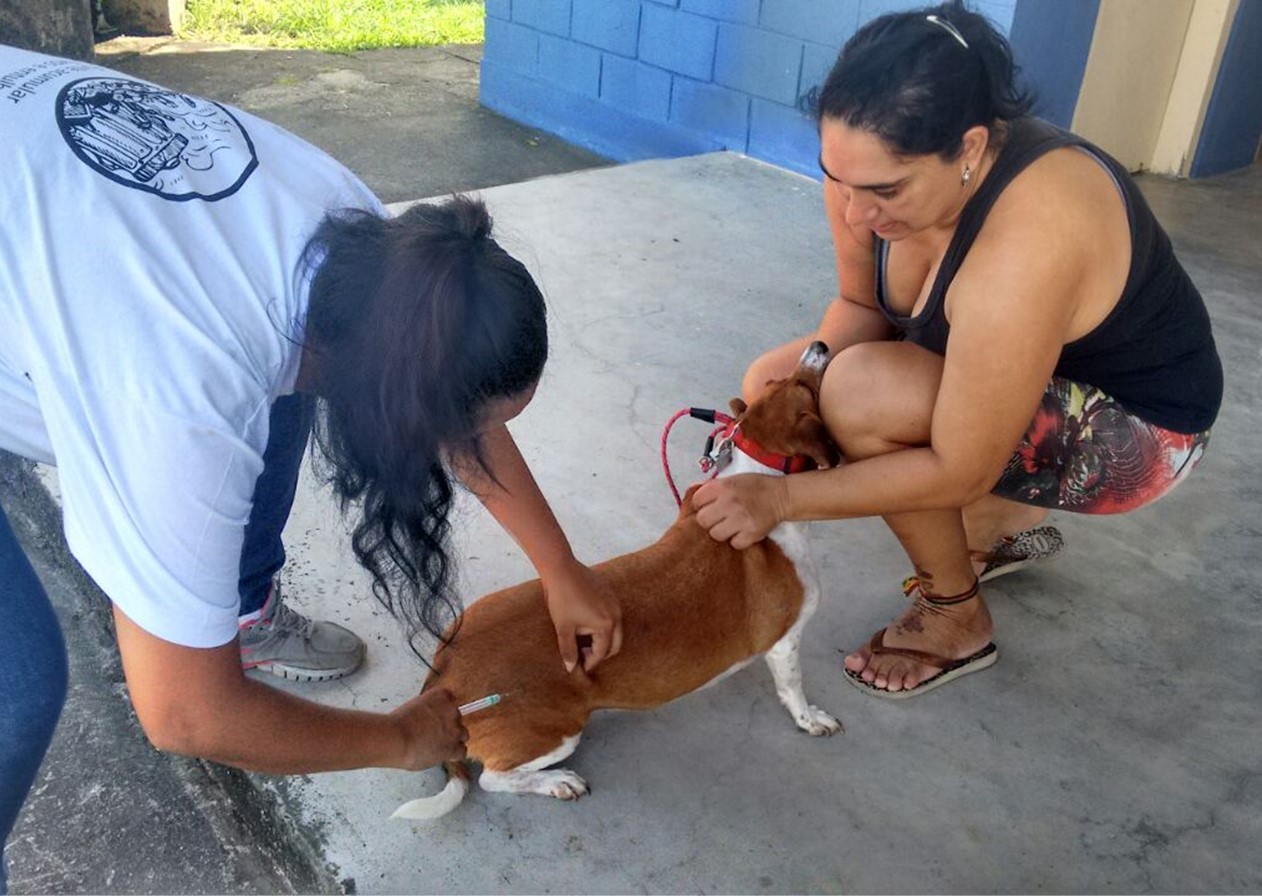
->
[478,734,590,801]
[765,634,842,736]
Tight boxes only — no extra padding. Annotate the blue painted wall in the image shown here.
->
[1006,0,1098,129]
[481,0,1038,179]
[1190,0,1262,178]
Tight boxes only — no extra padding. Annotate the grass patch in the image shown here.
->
[180,0,484,52]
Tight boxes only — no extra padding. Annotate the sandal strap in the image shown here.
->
[867,628,953,670]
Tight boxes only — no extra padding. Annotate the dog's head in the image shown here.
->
[728,341,839,471]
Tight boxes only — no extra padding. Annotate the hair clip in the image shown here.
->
[926,14,969,49]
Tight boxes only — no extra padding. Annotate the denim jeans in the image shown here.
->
[238,393,315,615]
[0,391,313,890]
[0,505,69,895]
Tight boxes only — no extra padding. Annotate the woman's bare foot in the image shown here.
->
[843,583,994,694]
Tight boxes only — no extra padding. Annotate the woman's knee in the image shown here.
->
[819,342,941,457]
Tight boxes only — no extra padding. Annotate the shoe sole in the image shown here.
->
[978,552,1062,582]
[244,658,363,683]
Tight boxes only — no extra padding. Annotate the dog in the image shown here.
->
[393,341,841,820]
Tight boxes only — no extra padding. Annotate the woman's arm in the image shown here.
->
[114,606,466,773]
[452,424,623,673]
[819,178,897,349]
[745,182,893,397]
[700,164,1092,543]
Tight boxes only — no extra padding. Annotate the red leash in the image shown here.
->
[660,406,816,507]
[660,407,735,507]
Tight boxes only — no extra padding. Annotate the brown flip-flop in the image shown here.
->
[844,628,998,700]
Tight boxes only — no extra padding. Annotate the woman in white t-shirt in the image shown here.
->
[0,45,620,890]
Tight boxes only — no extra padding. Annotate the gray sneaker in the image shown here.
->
[239,584,366,682]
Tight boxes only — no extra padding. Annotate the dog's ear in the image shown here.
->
[794,413,839,470]
[728,397,748,418]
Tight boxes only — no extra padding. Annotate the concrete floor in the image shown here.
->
[237,154,1262,893]
[4,35,1259,895]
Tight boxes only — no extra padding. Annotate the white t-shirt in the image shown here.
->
[0,44,384,647]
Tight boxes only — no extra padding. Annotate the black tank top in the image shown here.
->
[873,117,1222,434]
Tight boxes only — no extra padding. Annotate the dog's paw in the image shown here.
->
[540,769,589,801]
[796,706,843,736]
[479,761,590,800]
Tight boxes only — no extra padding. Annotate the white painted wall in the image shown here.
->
[1071,0,1242,176]
[1072,0,1194,172]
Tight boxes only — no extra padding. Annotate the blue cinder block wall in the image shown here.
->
[481,0,1017,179]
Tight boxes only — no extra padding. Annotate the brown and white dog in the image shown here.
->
[393,341,841,820]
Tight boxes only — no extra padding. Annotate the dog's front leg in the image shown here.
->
[765,634,842,736]
[765,525,842,736]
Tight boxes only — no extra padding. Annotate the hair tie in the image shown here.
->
[926,14,969,49]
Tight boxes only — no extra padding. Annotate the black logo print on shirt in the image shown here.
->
[55,77,257,202]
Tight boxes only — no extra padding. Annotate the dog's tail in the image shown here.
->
[390,760,472,821]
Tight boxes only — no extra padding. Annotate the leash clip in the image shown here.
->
[700,431,734,474]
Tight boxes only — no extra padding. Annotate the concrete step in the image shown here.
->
[1,455,335,895]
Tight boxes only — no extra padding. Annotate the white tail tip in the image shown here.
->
[390,775,470,821]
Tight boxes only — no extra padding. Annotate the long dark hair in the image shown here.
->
[815,0,1033,159]
[300,195,547,656]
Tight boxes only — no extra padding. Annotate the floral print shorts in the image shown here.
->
[991,378,1210,515]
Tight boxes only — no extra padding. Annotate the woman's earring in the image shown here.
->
[961,165,972,187]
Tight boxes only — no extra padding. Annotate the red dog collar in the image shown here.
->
[729,426,814,474]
